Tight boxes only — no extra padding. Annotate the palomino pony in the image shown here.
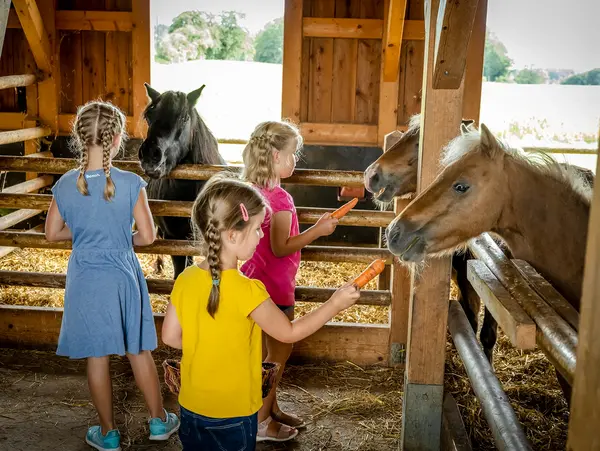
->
[365,115,595,362]
[138,83,225,278]
[385,123,592,400]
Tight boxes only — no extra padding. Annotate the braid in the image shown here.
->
[205,206,222,318]
[100,120,118,201]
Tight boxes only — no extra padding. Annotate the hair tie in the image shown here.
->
[212,279,220,286]
[240,203,249,222]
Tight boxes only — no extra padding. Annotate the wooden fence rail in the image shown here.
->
[0,231,393,263]
[0,128,51,145]
[0,74,37,90]
[0,156,366,187]
[0,193,394,228]
[0,270,391,306]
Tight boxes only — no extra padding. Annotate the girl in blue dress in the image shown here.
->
[45,101,179,451]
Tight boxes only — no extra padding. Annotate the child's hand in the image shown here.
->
[315,213,338,237]
[330,282,360,311]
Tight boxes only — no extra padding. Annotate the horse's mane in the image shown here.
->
[442,128,593,204]
[189,106,224,166]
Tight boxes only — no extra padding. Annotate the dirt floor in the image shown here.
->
[0,348,404,451]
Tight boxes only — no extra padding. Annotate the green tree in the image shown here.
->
[484,32,512,82]
[514,68,546,84]
[205,11,252,61]
[254,18,283,64]
[562,68,600,85]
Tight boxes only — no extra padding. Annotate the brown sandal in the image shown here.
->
[256,416,298,443]
[271,409,306,429]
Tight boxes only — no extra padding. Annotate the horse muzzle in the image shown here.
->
[385,218,427,263]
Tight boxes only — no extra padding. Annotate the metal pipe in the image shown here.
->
[448,300,532,451]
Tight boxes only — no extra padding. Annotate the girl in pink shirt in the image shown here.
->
[241,121,338,442]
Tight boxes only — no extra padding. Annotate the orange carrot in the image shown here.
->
[353,259,386,288]
[331,197,359,219]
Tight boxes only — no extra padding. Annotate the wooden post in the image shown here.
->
[282,0,303,123]
[400,0,465,448]
[131,0,150,138]
[567,131,600,450]
[462,0,487,123]
[34,0,58,133]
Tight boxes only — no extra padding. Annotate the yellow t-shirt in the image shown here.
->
[170,265,269,418]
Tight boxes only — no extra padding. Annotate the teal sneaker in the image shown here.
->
[149,409,180,441]
[85,426,121,451]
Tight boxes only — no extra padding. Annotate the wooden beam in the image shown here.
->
[0,193,395,228]
[304,18,383,39]
[0,231,393,263]
[433,0,479,89]
[56,10,133,31]
[567,136,600,450]
[378,0,400,147]
[467,260,536,350]
[512,259,579,332]
[0,73,36,90]
[0,223,43,258]
[131,0,150,138]
[461,0,487,122]
[401,0,464,448]
[1,175,53,194]
[301,122,380,146]
[0,156,369,188]
[383,0,408,83]
[0,305,389,365]
[281,0,303,124]
[0,127,50,145]
[34,0,58,133]
[0,209,42,231]
[11,0,52,73]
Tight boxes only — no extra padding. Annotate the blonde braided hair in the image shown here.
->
[242,120,302,189]
[71,101,126,200]
[192,174,267,318]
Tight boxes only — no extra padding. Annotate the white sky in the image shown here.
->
[151,0,600,73]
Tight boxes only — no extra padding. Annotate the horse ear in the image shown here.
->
[145,83,160,102]
[187,85,206,106]
[479,123,497,155]
[460,123,470,136]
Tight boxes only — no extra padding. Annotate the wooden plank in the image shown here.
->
[355,39,381,124]
[55,10,133,31]
[461,0,487,122]
[299,36,310,122]
[467,260,536,350]
[301,122,378,145]
[0,209,41,231]
[5,8,21,29]
[433,0,479,89]
[0,74,36,89]
[401,0,464,447]
[35,0,58,133]
[383,0,408,83]
[303,18,383,39]
[282,0,303,123]
[0,127,50,145]
[567,134,600,450]
[441,393,473,451]
[58,32,83,114]
[0,112,26,130]
[105,31,132,113]
[1,175,53,194]
[82,31,106,102]
[11,0,52,73]
[378,0,400,146]
[131,0,150,138]
[0,304,389,365]
[331,38,357,122]
[512,259,579,332]
[18,29,40,176]
[0,223,43,258]
[0,28,16,111]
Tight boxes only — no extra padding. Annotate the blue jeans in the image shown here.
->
[179,405,258,451]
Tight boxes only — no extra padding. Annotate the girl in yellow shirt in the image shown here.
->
[162,175,360,451]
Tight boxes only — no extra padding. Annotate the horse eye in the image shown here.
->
[453,182,470,194]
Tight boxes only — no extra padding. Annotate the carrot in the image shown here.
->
[331,197,359,219]
[353,259,386,288]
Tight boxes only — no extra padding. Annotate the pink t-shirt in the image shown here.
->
[241,185,300,307]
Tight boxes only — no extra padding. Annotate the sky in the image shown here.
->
[151,0,600,73]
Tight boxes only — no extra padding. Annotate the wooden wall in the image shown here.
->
[283,0,425,148]
[0,0,149,138]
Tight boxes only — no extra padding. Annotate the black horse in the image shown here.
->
[138,83,225,278]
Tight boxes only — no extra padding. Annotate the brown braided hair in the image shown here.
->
[71,101,126,200]
[192,174,267,318]
[241,120,302,189]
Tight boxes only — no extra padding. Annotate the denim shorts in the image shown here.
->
[179,405,258,451]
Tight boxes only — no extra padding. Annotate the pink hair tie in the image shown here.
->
[240,203,249,222]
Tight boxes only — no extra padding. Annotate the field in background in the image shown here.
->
[151,60,599,170]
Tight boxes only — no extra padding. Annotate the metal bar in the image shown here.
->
[448,300,532,451]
